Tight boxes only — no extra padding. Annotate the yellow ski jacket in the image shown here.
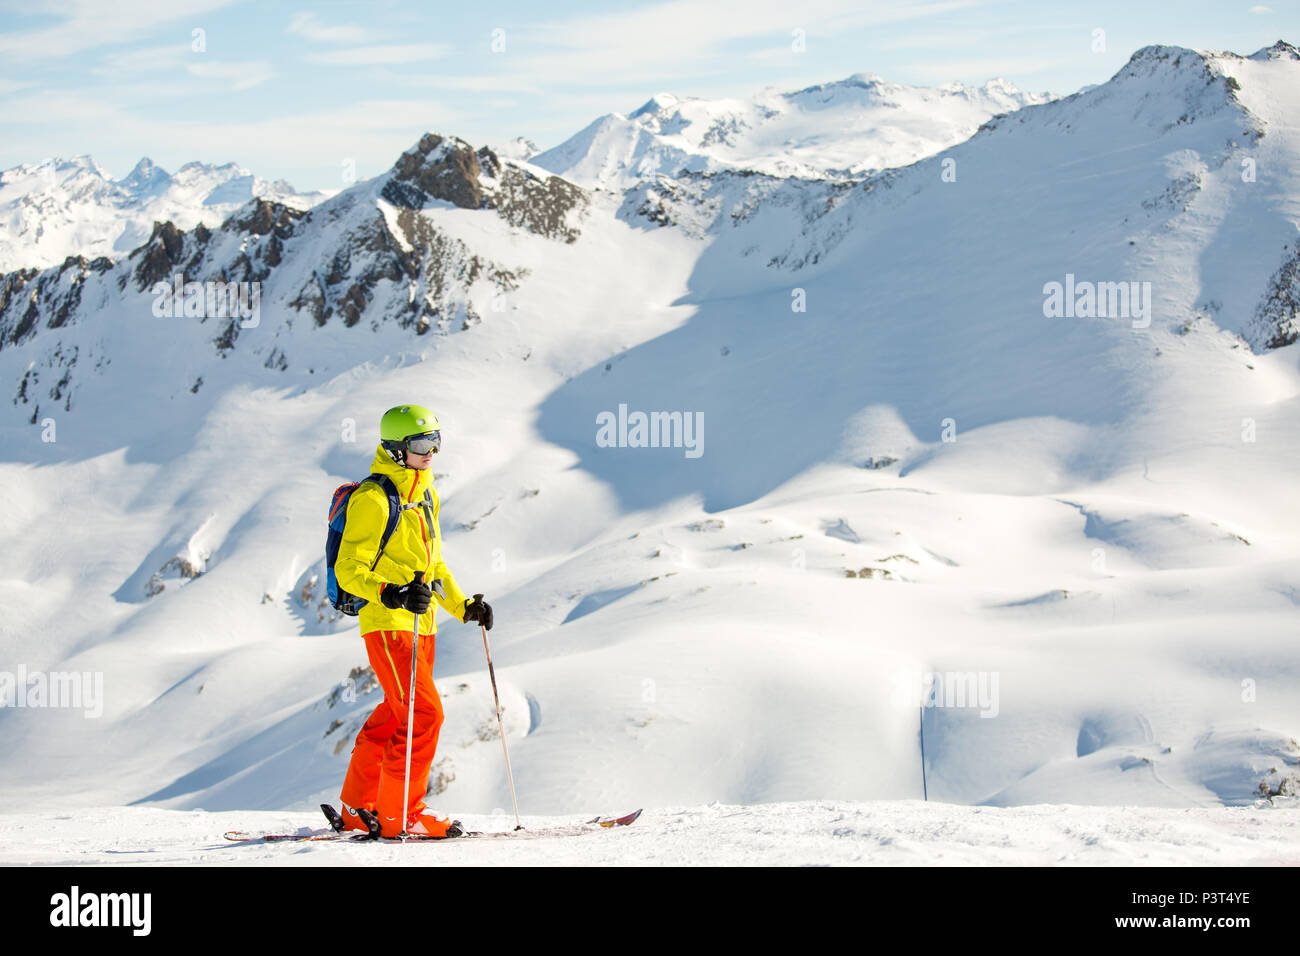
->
[334,444,470,635]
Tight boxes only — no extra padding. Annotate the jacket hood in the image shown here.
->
[369,443,431,501]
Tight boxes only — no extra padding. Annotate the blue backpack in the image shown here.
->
[326,474,402,616]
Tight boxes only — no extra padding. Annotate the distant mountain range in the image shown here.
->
[0,72,1053,273]
[0,155,331,272]
[529,73,1054,189]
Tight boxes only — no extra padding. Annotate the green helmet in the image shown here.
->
[379,404,442,463]
[380,404,440,441]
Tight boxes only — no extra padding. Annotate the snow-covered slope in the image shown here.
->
[0,155,330,272]
[0,46,1298,845]
[1,802,1295,865]
[530,73,1053,189]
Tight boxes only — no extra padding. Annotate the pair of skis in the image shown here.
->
[222,804,642,844]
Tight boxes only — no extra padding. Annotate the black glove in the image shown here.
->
[463,593,493,630]
[381,580,432,614]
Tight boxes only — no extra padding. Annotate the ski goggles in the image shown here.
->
[404,431,441,455]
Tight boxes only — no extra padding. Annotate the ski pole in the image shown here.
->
[400,570,424,839]
[480,621,523,830]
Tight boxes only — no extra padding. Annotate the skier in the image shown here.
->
[334,404,494,838]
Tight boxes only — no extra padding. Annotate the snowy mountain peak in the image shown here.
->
[1079,40,1296,141]
[531,71,1054,188]
[1112,42,1250,90]
[980,76,1020,97]
[789,72,891,100]
[63,154,109,176]
[845,71,885,86]
[176,159,246,178]
[119,156,170,194]
[495,136,540,162]
[379,132,589,244]
[628,93,682,118]
[1249,39,1299,61]
[398,131,465,164]
[124,155,159,176]
[386,132,504,210]
[5,154,110,185]
[1121,43,1210,72]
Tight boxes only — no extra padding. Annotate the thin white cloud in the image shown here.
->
[186,60,274,90]
[895,54,1061,82]
[0,89,461,172]
[745,46,820,66]
[92,43,192,76]
[0,0,239,60]
[387,72,545,94]
[303,43,450,65]
[873,20,1085,51]
[499,0,990,87]
[1249,5,1272,12]
[286,11,374,44]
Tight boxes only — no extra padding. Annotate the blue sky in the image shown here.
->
[0,0,1294,191]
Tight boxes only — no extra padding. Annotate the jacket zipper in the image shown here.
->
[404,470,432,586]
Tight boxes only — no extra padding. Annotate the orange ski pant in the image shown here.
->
[339,629,444,824]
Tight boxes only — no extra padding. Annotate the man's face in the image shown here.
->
[400,430,441,470]
[406,449,434,470]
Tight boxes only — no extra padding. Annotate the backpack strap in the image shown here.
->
[362,474,402,571]
[418,488,442,596]
[419,488,436,533]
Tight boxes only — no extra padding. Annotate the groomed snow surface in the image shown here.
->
[1,802,1296,866]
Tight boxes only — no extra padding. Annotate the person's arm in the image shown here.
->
[335,484,395,605]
